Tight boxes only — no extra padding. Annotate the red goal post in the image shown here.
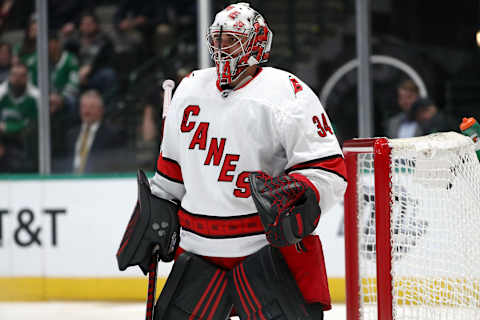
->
[343,133,480,320]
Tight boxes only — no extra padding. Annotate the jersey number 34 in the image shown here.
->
[312,113,333,137]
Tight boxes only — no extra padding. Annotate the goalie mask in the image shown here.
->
[207,2,273,88]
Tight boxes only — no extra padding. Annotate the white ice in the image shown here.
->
[0,302,346,319]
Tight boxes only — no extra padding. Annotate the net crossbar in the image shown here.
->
[344,132,480,320]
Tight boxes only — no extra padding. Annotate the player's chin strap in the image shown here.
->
[221,64,262,98]
[221,74,253,98]
[234,74,253,89]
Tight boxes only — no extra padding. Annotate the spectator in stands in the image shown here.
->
[15,25,79,119]
[12,14,37,78]
[0,135,23,171]
[411,97,455,135]
[113,0,166,58]
[386,79,422,138]
[0,136,8,171]
[170,0,196,33]
[0,0,15,32]
[35,33,80,162]
[0,42,12,83]
[0,0,33,34]
[14,21,80,159]
[43,33,80,118]
[64,11,117,97]
[0,63,39,172]
[48,0,94,35]
[136,83,163,169]
[135,68,190,167]
[64,90,126,174]
[135,69,192,169]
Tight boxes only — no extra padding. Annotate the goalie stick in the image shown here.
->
[162,79,175,119]
[145,79,175,320]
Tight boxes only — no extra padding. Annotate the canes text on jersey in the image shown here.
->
[181,105,250,198]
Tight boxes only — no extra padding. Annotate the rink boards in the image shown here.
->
[0,174,347,301]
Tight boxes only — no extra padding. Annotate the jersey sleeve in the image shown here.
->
[150,79,188,202]
[273,76,347,215]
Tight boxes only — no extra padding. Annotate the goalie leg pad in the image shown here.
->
[227,245,312,320]
[154,252,233,320]
[116,169,180,275]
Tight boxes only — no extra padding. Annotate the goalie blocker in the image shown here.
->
[116,169,180,275]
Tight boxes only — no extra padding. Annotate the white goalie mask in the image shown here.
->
[206,2,273,88]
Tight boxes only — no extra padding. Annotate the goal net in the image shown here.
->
[343,132,480,320]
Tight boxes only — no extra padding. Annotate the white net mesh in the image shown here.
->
[357,151,378,319]
[356,132,480,320]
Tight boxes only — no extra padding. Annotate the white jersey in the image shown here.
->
[151,67,347,257]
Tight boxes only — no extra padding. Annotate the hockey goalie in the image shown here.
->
[116,2,347,319]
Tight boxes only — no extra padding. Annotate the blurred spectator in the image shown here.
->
[136,84,163,169]
[0,136,8,171]
[0,63,39,172]
[411,97,455,135]
[0,0,14,31]
[0,0,33,34]
[170,0,197,34]
[136,69,191,169]
[48,0,94,35]
[64,11,117,97]
[175,67,191,85]
[16,26,79,118]
[27,33,81,161]
[386,79,421,138]
[0,64,38,136]
[64,90,126,174]
[113,0,167,57]
[47,34,79,123]
[12,14,37,77]
[0,135,24,171]
[24,33,80,120]
[0,42,12,83]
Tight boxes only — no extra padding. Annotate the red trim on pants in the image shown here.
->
[175,247,247,270]
[174,234,331,310]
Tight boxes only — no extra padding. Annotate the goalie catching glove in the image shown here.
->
[116,169,180,275]
[248,172,321,247]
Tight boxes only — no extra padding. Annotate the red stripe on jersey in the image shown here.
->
[178,208,264,238]
[286,155,347,182]
[156,152,183,183]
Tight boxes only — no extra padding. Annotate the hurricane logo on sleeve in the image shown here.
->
[288,76,303,95]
